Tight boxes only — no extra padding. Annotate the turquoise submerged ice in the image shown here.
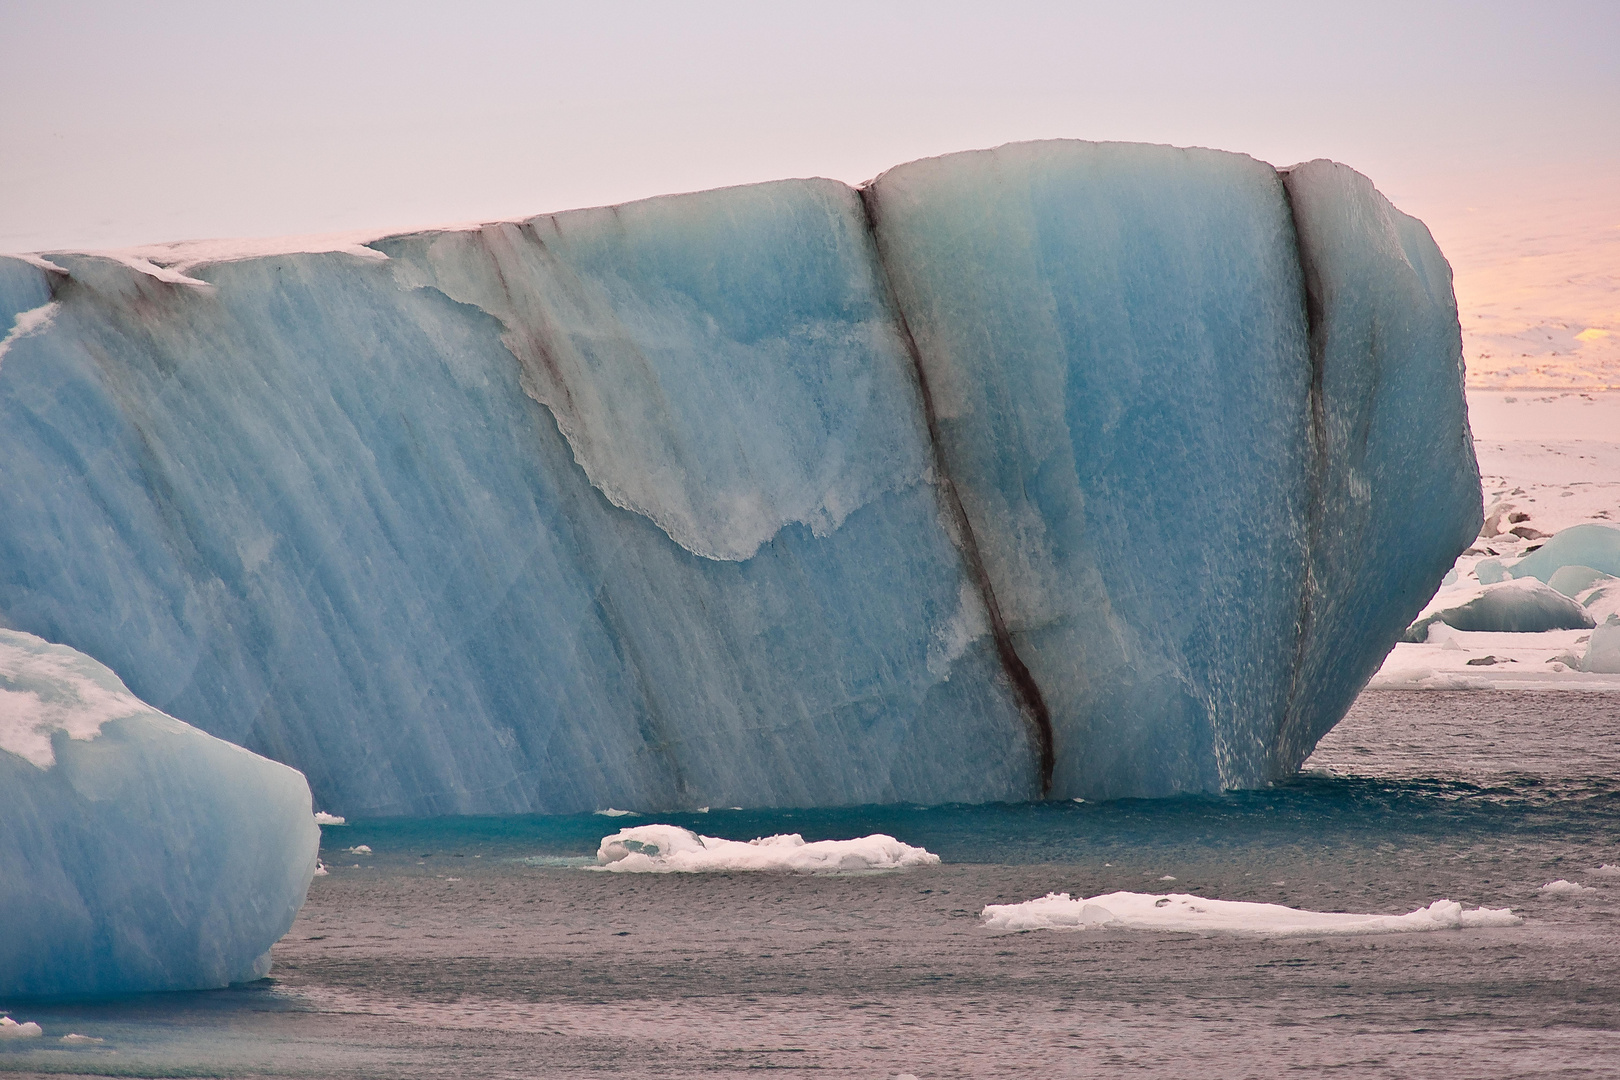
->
[0,139,1480,814]
[0,629,318,997]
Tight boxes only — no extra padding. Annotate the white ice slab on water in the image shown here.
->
[0,628,320,997]
[0,1018,43,1040]
[594,825,940,874]
[982,891,1521,936]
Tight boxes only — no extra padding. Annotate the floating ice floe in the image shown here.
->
[594,808,638,817]
[60,1033,104,1045]
[1593,864,1620,877]
[981,891,1520,936]
[1539,879,1597,895]
[595,824,940,873]
[314,812,347,825]
[0,1018,42,1039]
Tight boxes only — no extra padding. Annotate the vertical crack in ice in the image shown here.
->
[1276,170,1327,780]
[858,187,1055,797]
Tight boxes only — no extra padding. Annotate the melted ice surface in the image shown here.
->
[595,824,940,874]
[982,891,1521,936]
[0,629,154,768]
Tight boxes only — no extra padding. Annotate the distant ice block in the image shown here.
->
[0,139,1476,812]
[981,891,1520,935]
[1548,564,1610,598]
[1582,617,1620,674]
[1509,524,1620,583]
[0,629,318,998]
[594,824,939,873]
[1405,578,1594,638]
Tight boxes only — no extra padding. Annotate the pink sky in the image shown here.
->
[4,1,1614,386]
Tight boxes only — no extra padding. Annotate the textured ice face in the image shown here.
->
[0,200,1035,817]
[866,140,1315,797]
[380,180,929,563]
[0,139,1477,814]
[0,629,319,997]
[1275,160,1483,770]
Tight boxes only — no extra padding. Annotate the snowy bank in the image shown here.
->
[981,891,1520,936]
[594,824,939,873]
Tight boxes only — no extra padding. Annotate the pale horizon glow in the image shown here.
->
[4,0,1616,385]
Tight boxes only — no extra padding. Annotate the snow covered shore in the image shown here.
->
[1373,390,1620,689]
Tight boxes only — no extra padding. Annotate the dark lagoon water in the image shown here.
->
[4,690,1619,1078]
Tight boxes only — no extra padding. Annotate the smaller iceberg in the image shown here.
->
[0,629,319,997]
[1582,616,1620,674]
[1548,565,1610,598]
[594,824,939,873]
[981,891,1520,936]
[1405,578,1594,639]
[1508,524,1620,584]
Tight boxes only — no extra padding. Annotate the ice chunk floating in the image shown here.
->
[595,824,939,873]
[0,629,319,997]
[0,139,1478,814]
[981,891,1520,936]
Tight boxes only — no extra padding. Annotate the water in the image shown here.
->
[4,691,1618,1078]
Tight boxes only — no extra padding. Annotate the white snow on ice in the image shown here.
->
[1539,879,1597,896]
[0,301,60,363]
[0,632,157,768]
[594,824,940,874]
[981,891,1521,936]
[313,812,347,825]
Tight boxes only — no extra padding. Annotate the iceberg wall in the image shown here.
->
[0,140,1478,813]
[1274,162,1482,769]
[0,628,318,997]
[865,142,1313,797]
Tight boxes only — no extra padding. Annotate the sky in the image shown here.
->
[3,0,1616,385]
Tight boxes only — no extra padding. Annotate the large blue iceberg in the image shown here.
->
[0,140,1480,815]
[0,628,318,997]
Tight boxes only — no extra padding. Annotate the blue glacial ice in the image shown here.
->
[1274,160,1481,765]
[0,139,1479,814]
[1507,524,1620,584]
[0,628,318,997]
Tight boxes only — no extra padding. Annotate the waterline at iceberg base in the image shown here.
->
[0,140,1480,816]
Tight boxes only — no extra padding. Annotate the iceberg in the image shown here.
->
[1404,578,1595,639]
[0,139,1477,813]
[0,629,318,998]
[1508,524,1620,584]
[1582,617,1620,674]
